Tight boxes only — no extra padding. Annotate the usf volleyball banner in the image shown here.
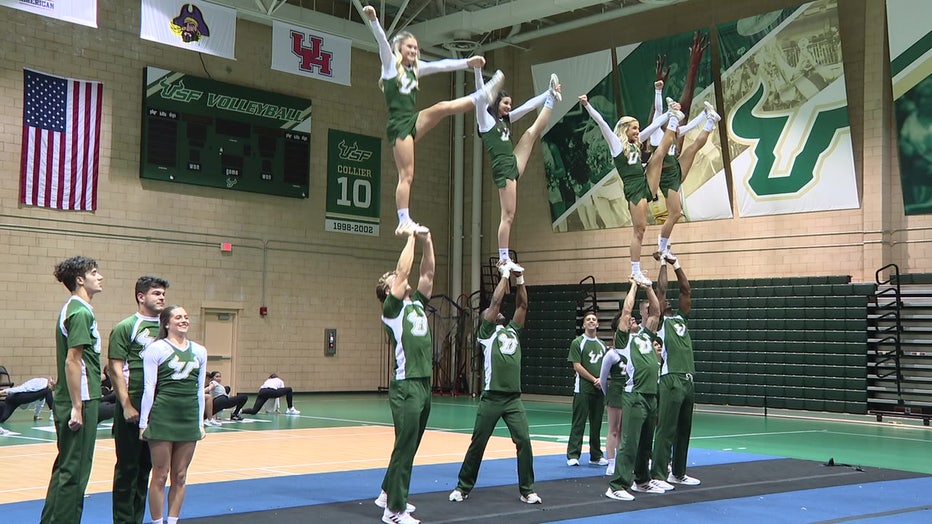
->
[533,28,730,233]
[886,0,932,215]
[0,0,97,28]
[718,0,858,217]
[272,20,352,86]
[325,129,381,236]
[140,0,237,59]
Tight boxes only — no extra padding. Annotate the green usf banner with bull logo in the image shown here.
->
[718,0,858,217]
[887,0,932,215]
[325,129,381,236]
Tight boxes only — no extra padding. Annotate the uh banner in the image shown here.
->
[886,0,932,216]
[533,27,730,233]
[272,20,352,86]
[325,129,381,236]
[718,0,858,217]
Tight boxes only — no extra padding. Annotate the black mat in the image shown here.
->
[185,459,926,523]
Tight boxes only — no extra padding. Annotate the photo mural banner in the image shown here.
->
[718,0,859,217]
[886,0,932,215]
[533,28,730,233]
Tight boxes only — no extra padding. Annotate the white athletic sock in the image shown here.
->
[632,261,641,275]
[659,237,669,252]
[667,115,681,131]
[167,518,179,524]
[499,248,510,261]
[544,94,555,109]
[151,519,163,524]
[704,118,715,132]
[397,208,410,225]
[678,112,706,136]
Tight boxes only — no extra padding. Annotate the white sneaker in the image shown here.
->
[663,249,678,264]
[480,69,505,106]
[604,487,634,501]
[205,418,221,427]
[520,492,542,504]
[382,508,420,524]
[650,479,675,491]
[0,427,13,436]
[375,490,416,512]
[567,458,580,466]
[449,489,466,502]
[631,481,664,494]
[589,457,609,466]
[668,473,701,486]
[285,407,301,415]
[503,259,524,273]
[631,271,653,287]
[548,73,562,102]
[395,220,429,237]
[703,100,721,122]
[666,97,685,121]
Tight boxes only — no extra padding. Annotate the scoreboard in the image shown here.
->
[140,67,312,198]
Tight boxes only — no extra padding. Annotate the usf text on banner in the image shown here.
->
[272,20,352,86]
[21,69,102,211]
[0,0,97,28]
[326,129,381,236]
[140,0,236,59]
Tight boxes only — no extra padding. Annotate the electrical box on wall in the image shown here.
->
[325,328,337,356]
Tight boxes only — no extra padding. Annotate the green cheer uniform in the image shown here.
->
[380,290,433,513]
[659,151,683,195]
[600,346,629,409]
[608,327,661,492]
[383,69,420,145]
[40,296,102,524]
[139,339,207,442]
[481,119,520,188]
[109,313,159,524]
[455,319,535,497]
[613,144,652,204]
[566,335,606,462]
[651,311,697,481]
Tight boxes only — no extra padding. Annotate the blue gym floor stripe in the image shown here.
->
[0,449,781,522]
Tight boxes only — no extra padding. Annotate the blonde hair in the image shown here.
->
[379,31,419,92]
[613,116,637,140]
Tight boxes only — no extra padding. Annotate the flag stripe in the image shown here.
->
[20,70,102,211]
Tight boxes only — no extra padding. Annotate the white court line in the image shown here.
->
[692,429,826,440]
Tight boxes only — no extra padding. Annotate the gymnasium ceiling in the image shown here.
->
[212,0,687,56]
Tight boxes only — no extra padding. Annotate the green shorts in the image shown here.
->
[622,172,652,205]
[491,159,520,188]
[387,111,419,146]
[659,155,682,194]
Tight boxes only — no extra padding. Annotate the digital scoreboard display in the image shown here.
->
[140,67,312,198]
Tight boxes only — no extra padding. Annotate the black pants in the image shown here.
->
[0,388,52,423]
[242,387,293,414]
[211,394,248,416]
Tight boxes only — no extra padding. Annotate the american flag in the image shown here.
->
[21,70,103,211]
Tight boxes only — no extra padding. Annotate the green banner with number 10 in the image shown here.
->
[325,129,381,236]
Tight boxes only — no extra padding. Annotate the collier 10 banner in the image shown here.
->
[140,67,312,198]
[325,129,381,236]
